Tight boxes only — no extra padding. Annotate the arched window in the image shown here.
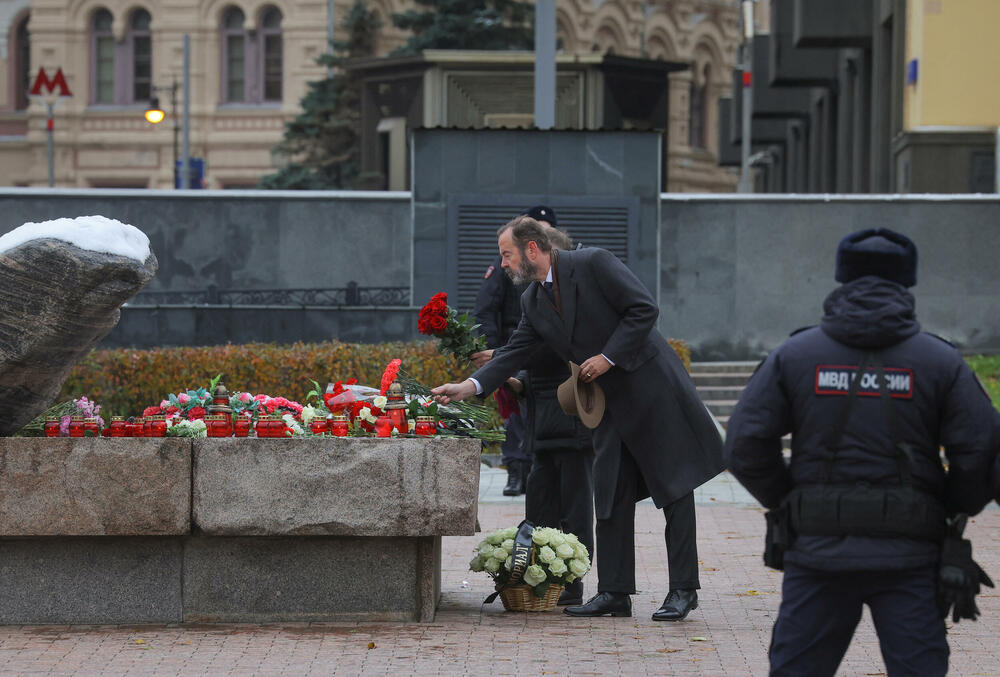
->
[92,8,115,103]
[221,5,282,104]
[260,7,282,101]
[128,9,152,102]
[12,13,30,110]
[688,64,709,149]
[222,6,246,102]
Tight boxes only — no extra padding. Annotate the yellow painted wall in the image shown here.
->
[904,0,1000,129]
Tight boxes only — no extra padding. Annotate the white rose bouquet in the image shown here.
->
[469,525,591,599]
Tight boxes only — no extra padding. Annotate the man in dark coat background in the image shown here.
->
[474,205,558,496]
[725,228,997,676]
[433,216,725,620]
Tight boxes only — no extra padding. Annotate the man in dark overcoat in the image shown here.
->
[433,216,725,619]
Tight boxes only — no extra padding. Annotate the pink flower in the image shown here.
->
[177,393,191,405]
[238,392,252,404]
[160,400,171,409]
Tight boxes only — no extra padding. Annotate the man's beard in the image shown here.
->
[507,256,537,286]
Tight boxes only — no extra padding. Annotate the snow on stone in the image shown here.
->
[0,215,151,263]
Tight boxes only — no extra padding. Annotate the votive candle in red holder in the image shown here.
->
[386,408,409,435]
[330,415,349,437]
[233,416,250,438]
[374,416,393,438]
[205,415,226,438]
[416,416,436,437]
[309,418,328,435]
[255,415,272,438]
[69,417,85,437]
[150,415,167,437]
[109,416,126,437]
[44,417,61,437]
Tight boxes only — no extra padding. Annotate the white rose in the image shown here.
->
[548,558,568,576]
[548,532,566,547]
[485,558,501,574]
[491,547,509,562]
[556,543,575,560]
[486,531,505,546]
[478,544,496,559]
[301,405,317,425]
[523,565,547,587]
[573,543,590,560]
[469,556,485,572]
[501,527,518,540]
[504,555,513,571]
[531,529,550,546]
[373,396,387,410]
[569,558,589,577]
[538,546,556,564]
[501,539,515,552]
[564,532,580,546]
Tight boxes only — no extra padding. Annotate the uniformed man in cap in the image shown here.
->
[725,228,996,676]
[474,205,557,495]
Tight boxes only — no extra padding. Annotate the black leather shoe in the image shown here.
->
[558,580,583,606]
[563,592,631,617]
[502,462,524,496]
[652,589,698,621]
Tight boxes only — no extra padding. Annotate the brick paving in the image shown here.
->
[1,473,999,676]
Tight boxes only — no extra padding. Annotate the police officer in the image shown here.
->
[474,205,558,495]
[725,228,996,677]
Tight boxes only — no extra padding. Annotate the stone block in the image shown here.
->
[0,438,191,536]
[193,437,479,537]
[182,535,441,622]
[0,538,182,624]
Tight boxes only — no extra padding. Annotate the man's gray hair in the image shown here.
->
[498,216,553,254]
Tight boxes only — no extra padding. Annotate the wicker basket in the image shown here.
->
[499,584,564,612]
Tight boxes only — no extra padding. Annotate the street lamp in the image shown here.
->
[143,80,179,188]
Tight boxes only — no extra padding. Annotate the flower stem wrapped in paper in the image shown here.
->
[418,292,487,363]
[470,522,591,610]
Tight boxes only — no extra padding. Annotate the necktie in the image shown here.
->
[543,280,555,303]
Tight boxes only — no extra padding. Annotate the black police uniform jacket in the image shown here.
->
[474,254,522,349]
[724,276,996,571]
[470,247,725,519]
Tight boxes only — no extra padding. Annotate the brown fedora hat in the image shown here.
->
[557,362,606,429]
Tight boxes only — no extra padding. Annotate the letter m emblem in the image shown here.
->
[30,68,73,98]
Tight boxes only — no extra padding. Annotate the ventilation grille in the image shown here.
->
[455,203,630,311]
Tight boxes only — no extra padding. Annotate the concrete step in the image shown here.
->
[689,361,758,374]
[703,400,738,417]
[696,386,746,400]
[691,373,754,387]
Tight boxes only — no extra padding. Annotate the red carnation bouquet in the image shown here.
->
[418,292,487,362]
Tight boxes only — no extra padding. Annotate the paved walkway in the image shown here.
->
[1,470,999,675]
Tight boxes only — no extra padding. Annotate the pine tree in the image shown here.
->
[259,1,380,189]
[392,0,533,53]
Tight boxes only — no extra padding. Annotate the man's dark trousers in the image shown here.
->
[525,446,595,562]
[769,563,947,677]
[595,443,699,593]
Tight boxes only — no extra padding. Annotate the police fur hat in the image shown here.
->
[522,205,557,228]
[835,228,918,288]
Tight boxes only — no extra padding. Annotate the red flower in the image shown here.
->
[428,314,447,334]
[346,378,358,386]
[187,406,207,420]
[142,406,162,418]
[380,359,402,395]
[431,292,447,304]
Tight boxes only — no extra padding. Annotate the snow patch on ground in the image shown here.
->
[0,215,151,263]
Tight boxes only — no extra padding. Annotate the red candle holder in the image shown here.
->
[255,415,272,438]
[69,417,85,438]
[374,416,394,438]
[309,418,329,435]
[233,417,250,438]
[415,416,437,437]
[150,416,168,437]
[205,415,229,438]
[44,417,61,437]
[109,416,126,437]
[386,408,409,435]
[330,415,349,437]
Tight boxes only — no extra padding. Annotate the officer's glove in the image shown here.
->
[937,514,994,623]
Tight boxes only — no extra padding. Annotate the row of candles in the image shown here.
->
[43,414,440,439]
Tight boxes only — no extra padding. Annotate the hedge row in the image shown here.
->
[59,338,692,418]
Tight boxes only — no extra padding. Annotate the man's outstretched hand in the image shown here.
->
[431,379,478,404]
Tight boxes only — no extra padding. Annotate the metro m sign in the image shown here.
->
[30,67,73,98]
